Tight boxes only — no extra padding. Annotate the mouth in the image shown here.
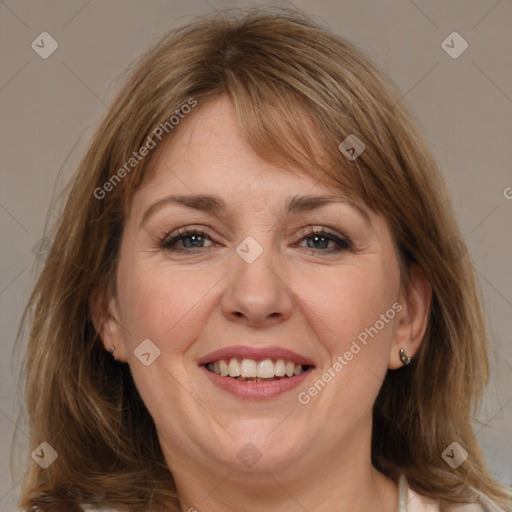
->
[204,358,314,382]
[198,346,315,399]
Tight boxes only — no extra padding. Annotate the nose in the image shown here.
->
[221,242,294,327]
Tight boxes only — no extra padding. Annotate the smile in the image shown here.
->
[199,346,315,399]
[205,357,312,382]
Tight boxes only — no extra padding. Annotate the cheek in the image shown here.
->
[115,260,226,423]
[292,262,399,428]
[295,257,399,356]
[116,258,224,354]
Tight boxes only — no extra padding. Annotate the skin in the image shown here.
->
[92,95,432,512]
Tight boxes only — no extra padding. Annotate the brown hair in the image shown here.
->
[16,7,511,511]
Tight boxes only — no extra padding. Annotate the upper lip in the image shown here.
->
[198,345,315,367]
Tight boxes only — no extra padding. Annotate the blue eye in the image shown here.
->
[297,228,352,253]
[160,227,352,254]
[161,229,213,252]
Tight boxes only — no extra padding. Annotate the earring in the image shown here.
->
[110,346,116,360]
[399,348,411,365]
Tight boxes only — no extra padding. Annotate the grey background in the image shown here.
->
[1,1,511,510]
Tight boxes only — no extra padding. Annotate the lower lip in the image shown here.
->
[200,365,314,399]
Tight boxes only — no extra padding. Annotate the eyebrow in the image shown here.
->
[139,193,372,228]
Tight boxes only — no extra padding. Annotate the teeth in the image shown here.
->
[257,359,275,378]
[206,357,309,380]
[241,358,257,378]
[274,359,286,377]
[219,359,229,376]
[228,358,241,377]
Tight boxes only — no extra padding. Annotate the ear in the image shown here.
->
[89,286,127,362]
[388,264,432,370]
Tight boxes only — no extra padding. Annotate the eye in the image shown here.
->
[296,227,352,253]
[159,226,352,255]
[160,227,215,253]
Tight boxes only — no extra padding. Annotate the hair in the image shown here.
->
[16,6,511,512]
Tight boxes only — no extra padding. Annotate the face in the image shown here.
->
[98,95,425,489]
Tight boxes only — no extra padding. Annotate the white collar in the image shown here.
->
[397,473,408,511]
[396,474,507,512]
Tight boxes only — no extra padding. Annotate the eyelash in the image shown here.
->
[159,226,352,255]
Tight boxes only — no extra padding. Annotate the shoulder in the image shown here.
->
[407,485,508,512]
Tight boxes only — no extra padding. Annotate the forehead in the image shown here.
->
[132,96,362,215]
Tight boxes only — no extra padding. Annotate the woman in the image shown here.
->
[17,7,511,512]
